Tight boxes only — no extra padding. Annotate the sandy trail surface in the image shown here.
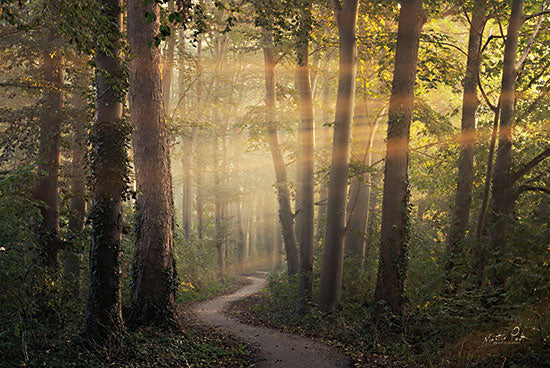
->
[193,274,352,368]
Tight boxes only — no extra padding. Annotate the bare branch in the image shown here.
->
[518,185,550,196]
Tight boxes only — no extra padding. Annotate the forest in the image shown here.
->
[0,0,549,367]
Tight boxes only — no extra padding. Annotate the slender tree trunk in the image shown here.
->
[263,196,275,270]
[446,0,487,261]
[35,28,63,270]
[275,221,283,269]
[196,37,204,240]
[213,133,225,281]
[161,0,175,117]
[489,0,524,251]
[65,91,88,297]
[344,92,377,270]
[316,73,332,242]
[249,198,256,258]
[84,0,125,342]
[178,31,193,238]
[263,36,300,275]
[127,0,178,328]
[373,0,425,317]
[182,152,192,238]
[236,202,246,267]
[296,37,315,314]
[318,0,359,312]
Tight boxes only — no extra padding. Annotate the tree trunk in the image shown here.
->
[84,0,125,343]
[344,92,378,271]
[275,221,283,269]
[196,37,204,240]
[318,0,359,312]
[489,0,524,251]
[263,196,275,270]
[296,37,315,314]
[316,72,332,242]
[182,151,192,238]
[127,0,178,328]
[35,28,63,270]
[446,0,487,261]
[236,202,246,267]
[373,0,425,317]
[65,91,88,297]
[213,134,225,281]
[161,0,175,117]
[263,36,300,275]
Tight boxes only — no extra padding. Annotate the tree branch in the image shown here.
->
[330,0,342,13]
[511,147,550,184]
[517,185,550,196]
[516,0,547,71]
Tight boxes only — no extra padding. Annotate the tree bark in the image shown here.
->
[315,72,332,242]
[373,0,425,317]
[489,0,524,250]
[446,0,487,261]
[161,0,175,117]
[344,92,378,270]
[263,196,275,270]
[84,0,125,343]
[213,133,225,281]
[195,37,204,240]
[35,28,63,270]
[296,37,315,314]
[65,91,88,297]
[263,36,300,275]
[127,0,178,328]
[318,0,359,312]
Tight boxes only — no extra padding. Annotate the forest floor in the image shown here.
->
[192,272,353,368]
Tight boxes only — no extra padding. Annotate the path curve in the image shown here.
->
[194,274,352,368]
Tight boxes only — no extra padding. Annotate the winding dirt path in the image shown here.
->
[193,274,352,368]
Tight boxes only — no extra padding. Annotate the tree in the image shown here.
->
[35,28,63,270]
[489,0,549,251]
[262,34,300,275]
[446,0,487,262]
[318,0,359,312]
[64,87,88,297]
[344,89,379,270]
[127,0,178,328]
[295,6,315,313]
[373,0,426,317]
[83,0,126,343]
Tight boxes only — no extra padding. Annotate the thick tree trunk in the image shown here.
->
[84,0,125,343]
[35,28,63,270]
[161,0,175,117]
[373,0,425,317]
[263,37,300,275]
[489,0,524,251]
[296,38,315,314]
[447,0,487,260]
[344,93,377,270]
[65,92,88,297]
[127,0,178,328]
[318,0,359,312]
